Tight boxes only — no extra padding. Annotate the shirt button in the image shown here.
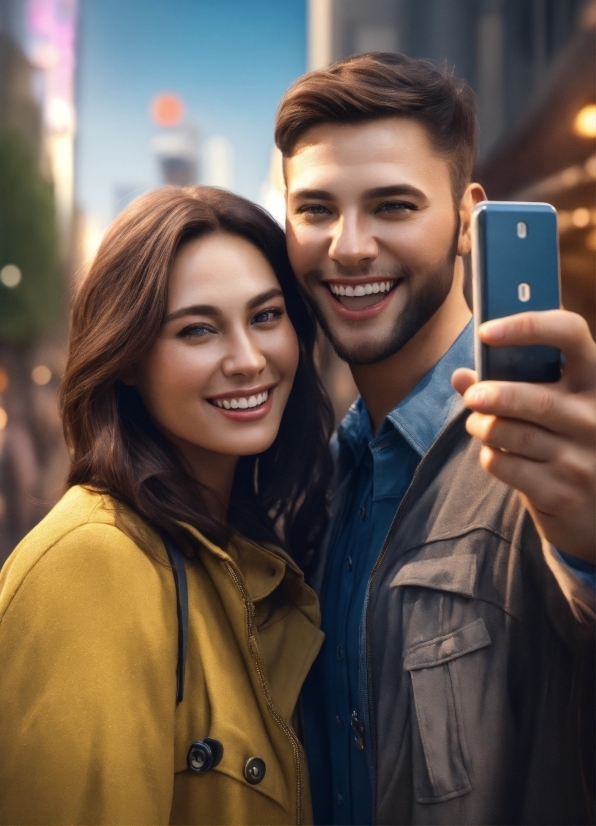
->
[335,715,343,729]
[336,792,343,807]
[337,645,343,661]
[359,506,366,519]
[346,556,353,572]
[244,757,266,785]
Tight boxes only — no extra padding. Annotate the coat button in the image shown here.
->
[187,738,224,774]
[244,756,266,784]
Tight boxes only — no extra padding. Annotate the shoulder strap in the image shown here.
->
[161,534,189,704]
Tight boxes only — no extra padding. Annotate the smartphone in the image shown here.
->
[471,201,561,383]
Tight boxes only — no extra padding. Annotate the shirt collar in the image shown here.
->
[337,319,474,462]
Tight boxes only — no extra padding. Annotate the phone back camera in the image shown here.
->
[516,221,528,238]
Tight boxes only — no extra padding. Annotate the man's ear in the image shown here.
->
[120,366,137,386]
[457,182,486,256]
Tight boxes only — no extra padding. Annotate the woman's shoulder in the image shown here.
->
[0,486,168,618]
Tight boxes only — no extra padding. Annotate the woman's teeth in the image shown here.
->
[329,281,395,297]
[212,390,269,410]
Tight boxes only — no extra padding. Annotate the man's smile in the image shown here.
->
[325,278,400,310]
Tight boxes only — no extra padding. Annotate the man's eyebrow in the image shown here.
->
[289,185,426,201]
[163,289,284,323]
[363,184,426,200]
[290,188,334,201]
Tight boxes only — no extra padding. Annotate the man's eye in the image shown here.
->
[178,323,214,339]
[377,201,417,214]
[297,204,331,216]
[252,307,283,325]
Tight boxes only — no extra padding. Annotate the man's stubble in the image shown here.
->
[302,218,461,366]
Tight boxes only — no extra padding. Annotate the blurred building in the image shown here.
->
[307,0,595,420]
[151,92,199,186]
[0,0,78,563]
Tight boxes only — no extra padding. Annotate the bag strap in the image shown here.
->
[161,534,189,704]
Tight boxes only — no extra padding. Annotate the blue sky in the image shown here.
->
[76,0,306,227]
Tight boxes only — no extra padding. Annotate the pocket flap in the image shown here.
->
[390,554,476,597]
[403,618,491,671]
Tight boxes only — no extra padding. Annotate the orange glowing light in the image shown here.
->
[151,94,185,127]
[574,104,596,138]
[0,367,8,393]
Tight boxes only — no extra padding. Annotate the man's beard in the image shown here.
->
[304,224,460,366]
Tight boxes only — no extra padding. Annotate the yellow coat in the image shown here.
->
[0,486,324,825]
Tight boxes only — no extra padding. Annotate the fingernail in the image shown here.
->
[465,387,485,405]
[481,321,505,340]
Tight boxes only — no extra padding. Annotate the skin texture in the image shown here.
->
[285,117,596,563]
[127,232,299,520]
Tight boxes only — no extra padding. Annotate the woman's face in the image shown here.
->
[132,232,299,472]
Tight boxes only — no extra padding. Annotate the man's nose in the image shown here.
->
[221,329,267,377]
[328,213,378,267]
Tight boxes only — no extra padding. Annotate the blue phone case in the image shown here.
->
[472,201,561,383]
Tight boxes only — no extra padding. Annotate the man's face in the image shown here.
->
[285,118,462,365]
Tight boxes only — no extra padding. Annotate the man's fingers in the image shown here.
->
[466,412,558,461]
[451,367,476,396]
[463,380,595,440]
[478,445,594,517]
[479,310,596,390]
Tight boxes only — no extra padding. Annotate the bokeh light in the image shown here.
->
[571,208,591,228]
[150,93,185,127]
[0,368,8,393]
[0,264,22,288]
[0,408,7,430]
[31,365,52,386]
[574,104,596,138]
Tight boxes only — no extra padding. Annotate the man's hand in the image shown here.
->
[452,310,596,563]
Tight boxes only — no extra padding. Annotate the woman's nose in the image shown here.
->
[221,329,267,377]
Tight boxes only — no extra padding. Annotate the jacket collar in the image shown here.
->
[337,320,474,465]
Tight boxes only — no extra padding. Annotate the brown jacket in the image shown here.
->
[365,410,595,824]
[0,486,324,825]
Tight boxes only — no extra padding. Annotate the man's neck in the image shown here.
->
[351,271,472,435]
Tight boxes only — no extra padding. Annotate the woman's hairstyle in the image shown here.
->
[275,52,478,203]
[60,186,334,569]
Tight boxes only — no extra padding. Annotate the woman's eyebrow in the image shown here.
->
[247,288,284,310]
[164,304,221,323]
[163,289,284,323]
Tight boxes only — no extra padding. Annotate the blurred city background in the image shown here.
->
[0,0,594,562]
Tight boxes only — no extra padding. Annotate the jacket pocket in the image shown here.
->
[403,618,491,804]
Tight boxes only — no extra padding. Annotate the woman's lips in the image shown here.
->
[207,387,274,421]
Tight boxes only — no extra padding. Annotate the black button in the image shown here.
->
[244,756,266,785]
[337,645,343,661]
[336,792,343,806]
[187,738,223,774]
[359,506,366,519]
[346,556,353,572]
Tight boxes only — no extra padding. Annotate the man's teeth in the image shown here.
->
[329,281,395,297]
[213,390,269,410]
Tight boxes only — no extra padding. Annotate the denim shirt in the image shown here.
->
[303,322,475,825]
[302,319,594,826]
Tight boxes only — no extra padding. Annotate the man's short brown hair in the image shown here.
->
[275,52,478,202]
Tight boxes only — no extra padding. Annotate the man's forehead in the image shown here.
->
[284,118,448,194]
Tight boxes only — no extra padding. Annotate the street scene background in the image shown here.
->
[1,0,595,563]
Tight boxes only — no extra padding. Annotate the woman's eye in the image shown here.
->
[377,201,417,214]
[178,323,215,339]
[252,307,284,325]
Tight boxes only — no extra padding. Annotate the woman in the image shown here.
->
[0,187,334,825]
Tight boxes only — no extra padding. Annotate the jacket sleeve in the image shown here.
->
[0,523,179,825]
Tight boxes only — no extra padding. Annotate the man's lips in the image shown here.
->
[321,278,401,317]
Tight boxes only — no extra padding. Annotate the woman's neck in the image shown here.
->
[168,435,239,523]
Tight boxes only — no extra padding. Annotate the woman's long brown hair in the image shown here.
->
[60,186,334,568]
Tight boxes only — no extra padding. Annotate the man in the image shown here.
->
[274,53,595,825]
